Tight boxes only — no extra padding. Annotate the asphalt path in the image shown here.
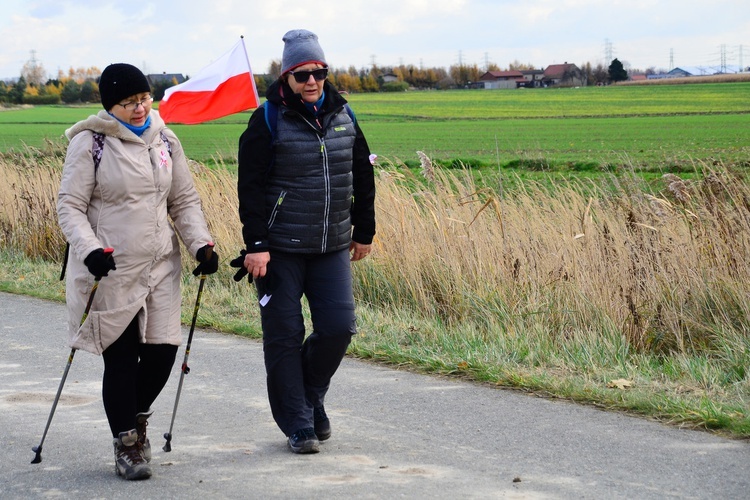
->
[1,291,748,499]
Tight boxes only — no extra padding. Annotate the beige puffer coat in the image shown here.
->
[57,110,213,355]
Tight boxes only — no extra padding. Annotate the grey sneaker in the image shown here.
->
[313,406,331,441]
[113,429,152,480]
[288,427,319,454]
[135,410,153,463]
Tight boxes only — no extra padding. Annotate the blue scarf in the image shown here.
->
[109,113,152,136]
[304,91,326,116]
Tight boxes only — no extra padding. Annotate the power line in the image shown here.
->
[740,45,744,71]
[604,39,613,63]
[669,48,674,71]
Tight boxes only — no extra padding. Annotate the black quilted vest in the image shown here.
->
[265,105,356,254]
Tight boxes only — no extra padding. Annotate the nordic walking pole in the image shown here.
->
[31,247,114,464]
[163,245,213,452]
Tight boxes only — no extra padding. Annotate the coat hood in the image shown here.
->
[65,109,167,143]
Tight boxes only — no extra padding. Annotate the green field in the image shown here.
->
[1,82,749,170]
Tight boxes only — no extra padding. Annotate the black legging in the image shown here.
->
[102,315,178,437]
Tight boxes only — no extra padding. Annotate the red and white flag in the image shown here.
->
[159,37,259,124]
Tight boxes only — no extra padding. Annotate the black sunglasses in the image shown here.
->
[289,67,329,83]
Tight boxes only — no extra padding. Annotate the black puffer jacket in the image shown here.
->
[238,80,376,254]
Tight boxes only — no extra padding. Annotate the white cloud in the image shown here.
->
[1,0,748,80]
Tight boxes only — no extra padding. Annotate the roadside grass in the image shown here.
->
[1,144,748,438]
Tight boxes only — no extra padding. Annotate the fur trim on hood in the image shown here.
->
[65,109,166,143]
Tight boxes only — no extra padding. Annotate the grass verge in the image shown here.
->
[1,249,748,439]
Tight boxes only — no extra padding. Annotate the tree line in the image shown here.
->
[0,58,634,106]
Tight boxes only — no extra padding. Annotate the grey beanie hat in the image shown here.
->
[99,63,151,111]
[281,29,327,74]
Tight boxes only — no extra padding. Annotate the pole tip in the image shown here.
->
[163,433,172,452]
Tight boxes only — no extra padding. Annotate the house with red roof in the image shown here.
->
[479,70,525,89]
[542,63,585,87]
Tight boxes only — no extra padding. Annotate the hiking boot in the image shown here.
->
[288,427,319,454]
[113,429,152,480]
[313,406,331,441]
[135,410,153,463]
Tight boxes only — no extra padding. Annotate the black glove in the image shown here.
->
[83,248,116,277]
[229,250,252,283]
[193,244,219,276]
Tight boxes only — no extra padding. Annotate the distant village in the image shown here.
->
[150,61,750,94]
[474,63,749,89]
[2,57,748,106]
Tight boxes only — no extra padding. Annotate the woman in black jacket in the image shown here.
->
[235,29,376,454]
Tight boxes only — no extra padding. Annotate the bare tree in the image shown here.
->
[592,63,609,85]
[21,52,46,87]
[267,60,282,80]
[508,60,536,71]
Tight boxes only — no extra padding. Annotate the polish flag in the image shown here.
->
[159,37,260,124]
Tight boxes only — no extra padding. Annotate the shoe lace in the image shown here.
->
[118,442,146,465]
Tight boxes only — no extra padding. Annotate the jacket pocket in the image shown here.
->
[72,301,143,355]
[267,189,287,229]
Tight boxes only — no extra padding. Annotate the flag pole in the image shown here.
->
[239,35,260,106]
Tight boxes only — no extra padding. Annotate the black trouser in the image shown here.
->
[102,315,178,438]
[257,248,356,436]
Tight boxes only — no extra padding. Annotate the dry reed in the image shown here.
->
[0,141,68,261]
[2,145,749,364]
[364,157,750,360]
[615,73,750,85]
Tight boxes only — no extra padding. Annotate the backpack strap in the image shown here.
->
[344,104,356,126]
[264,101,279,142]
[160,130,172,156]
[60,244,70,281]
[92,132,105,170]
[264,101,356,140]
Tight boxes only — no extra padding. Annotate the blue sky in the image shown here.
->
[1,0,748,80]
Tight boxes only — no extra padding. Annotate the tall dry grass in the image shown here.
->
[363,153,750,366]
[0,141,68,261]
[2,143,749,368]
[0,143,245,264]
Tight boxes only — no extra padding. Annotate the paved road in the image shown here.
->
[1,291,748,499]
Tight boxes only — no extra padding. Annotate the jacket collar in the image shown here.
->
[65,109,166,144]
[266,79,347,117]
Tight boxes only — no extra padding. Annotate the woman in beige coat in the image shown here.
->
[57,63,219,481]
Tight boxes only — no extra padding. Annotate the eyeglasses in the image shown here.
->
[118,96,153,111]
[288,68,328,84]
